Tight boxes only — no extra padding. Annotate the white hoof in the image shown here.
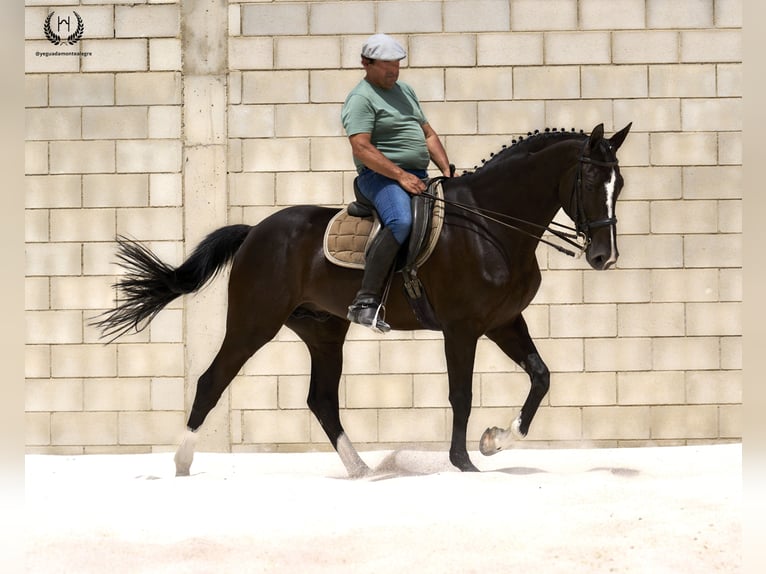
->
[174,429,197,477]
[479,426,507,456]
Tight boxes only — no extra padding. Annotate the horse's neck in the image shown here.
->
[468,141,579,235]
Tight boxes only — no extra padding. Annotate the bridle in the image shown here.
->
[422,140,620,258]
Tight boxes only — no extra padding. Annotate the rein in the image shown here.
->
[423,142,619,259]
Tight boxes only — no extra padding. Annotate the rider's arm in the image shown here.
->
[348,133,426,195]
[422,123,451,178]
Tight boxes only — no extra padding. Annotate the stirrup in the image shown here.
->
[347,300,391,333]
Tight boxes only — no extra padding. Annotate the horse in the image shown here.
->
[95,122,632,477]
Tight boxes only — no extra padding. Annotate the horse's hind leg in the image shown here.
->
[286,312,371,478]
[479,315,550,456]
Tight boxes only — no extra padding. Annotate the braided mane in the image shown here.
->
[460,127,587,177]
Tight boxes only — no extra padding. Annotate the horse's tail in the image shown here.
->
[94,224,252,342]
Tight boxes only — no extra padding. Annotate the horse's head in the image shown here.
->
[567,123,631,270]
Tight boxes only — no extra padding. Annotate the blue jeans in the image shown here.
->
[356,168,427,245]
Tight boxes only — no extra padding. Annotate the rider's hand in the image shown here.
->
[398,171,427,195]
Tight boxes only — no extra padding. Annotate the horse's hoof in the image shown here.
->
[450,452,479,472]
[479,427,503,456]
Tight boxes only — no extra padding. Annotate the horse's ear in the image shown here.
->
[588,123,605,150]
[609,122,632,151]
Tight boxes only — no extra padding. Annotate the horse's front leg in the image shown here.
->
[443,329,480,472]
[480,315,550,456]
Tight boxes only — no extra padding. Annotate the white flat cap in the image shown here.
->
[361,34,406,61]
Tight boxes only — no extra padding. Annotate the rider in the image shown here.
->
[341,33,452,332]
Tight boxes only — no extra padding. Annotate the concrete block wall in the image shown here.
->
[26,0,741,455]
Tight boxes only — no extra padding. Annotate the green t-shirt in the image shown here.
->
[341,79,429,174]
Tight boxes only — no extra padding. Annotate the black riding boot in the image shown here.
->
[347,227,401,333]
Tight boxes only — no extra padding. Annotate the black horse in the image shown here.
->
[96,123,631,477]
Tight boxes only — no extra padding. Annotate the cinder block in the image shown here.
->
[683,166,741,199]
[446,68,513,101]
[115,5,180,38]
[378,408,447,442]
[400,69,447,101]
[242,341,311,376]
[514,66,580,100]
[684,233,741,268]
[718,131,741,166]
[116,72,182,105]
[26,379,83,412]
[82,107,148,140]
[583,406,650,440]
[721,336,740,370]
[50,73,114,107]
[584,269,651,303]
[119,411,186,445]
[81,39,148,73]
[545,100,614,133]
[534,339,585,373]
[718,199,741,233]
[50,141,115,174]
[681,30,741,63]
[682,98,741,132]
[686,302,740,336]
[582,65,648,99]
[549,372,616,406]
[83,174,148,208]
[550,304,616,338]
[51,276,115,310]
[25,74,48,107]
[512,0,577,31]
[647,0,713,28]
[519,406,582,440]
[275,171,343,206]
[243,138,310,172]
[242,409,311,443]
[718,405,741,438]
[476,101,544,135]
[615,167,680,200]
[378,2,443,34]
[650,133,717,166]
[444,0,510,32]
[149,308,183,343]
[116,140,182,173]
[25,209,48,243]
[613,31,679,64]
[545,32,611,65]
[380,339,446,374]
[184,75,227,145]
[580,0,645,30]
[276,375,314,410]
[481,372,537,408]
[25,141,48,175]
[414,374,451,407]
[25,277,49,311]
[151,377,186,411]
[338,409,378,443]
[116,208,182,241]
[309,70,363,103]
[719,268,742,302]
[49,208,114,243]
[26,413,50,446]
[150,38,182,71]
[117,343,184,377]
[686,370,741,404]
[409,35,476,68]
[229,105,274,139]
[532,270,583,304]
[229,172,275,206]
[275,104,342,137]
[717,64,742,97]
[651,269,718,302]
[422,102,477,135]
[615,200,650,235]
[26,345,50,379]
[346,375,412,409]
[613,99,680,132]
[26,108,80,141]
[477,33,543,66]
[652,337,720,370]
[229,37,274,71]
[241,3,308,36]
[617,371,685,405]
[242,71,308,104]
[618,234,684,270]
[83,378,150,411]
[650,405,718,439]
[26,243,82,277]
[651,200,718,234]
[310,2,374,35]
[585,337,652,371]
[25,41,80,74]
[275,37,340,70]
[148,106,182,139]
[150,173,183,207]
[649,64,716,98]
[51,412,118,446]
